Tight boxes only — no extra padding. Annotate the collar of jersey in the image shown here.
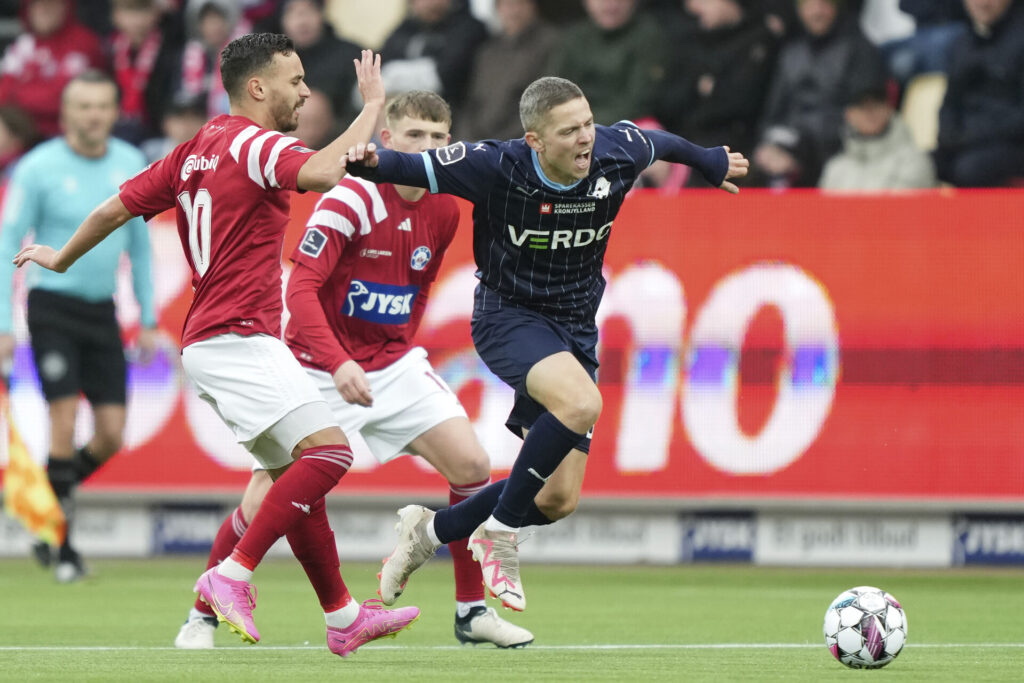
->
[531,149,584,191]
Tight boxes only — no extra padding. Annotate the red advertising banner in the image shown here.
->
[3,190,1023,502]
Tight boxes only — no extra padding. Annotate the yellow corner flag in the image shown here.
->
[1,380,66,547]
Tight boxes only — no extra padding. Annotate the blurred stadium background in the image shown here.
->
[3,188,1022,570]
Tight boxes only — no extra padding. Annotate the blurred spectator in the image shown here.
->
[0,0,19,53]
[0,103,40,176]
[750,123,818,187]
[138,92,206,162]
[280,0,362,125]
[241,0,278,31]
[379,0,488,109]
[458,0,558,141]
[934,0,1024,187]
[76,0,112,35]
[751,0,888,187]
[109,0,183,145]
[819,82,936,190]
[885,0,968,82]
[293,88,338,149]
[0,0,105,138]
[547,0,668,125]
[656,0,778,168]
[859,0,915,47]
[326,0,405,50]
[760,0,800,37]
[178,0,249,120]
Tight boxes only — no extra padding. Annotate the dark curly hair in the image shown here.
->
[220,33,295,101]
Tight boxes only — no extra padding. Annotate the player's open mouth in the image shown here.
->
[575,150,591,169]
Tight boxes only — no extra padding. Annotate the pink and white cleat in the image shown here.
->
[193,567,259,644]
[468,523,525,612]
[327,599,420,658]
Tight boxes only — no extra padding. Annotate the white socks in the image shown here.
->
[189,607,212,622]
[426,517,441,546]
[216,558,253,583]
[483,515,519,534]
[325,599,361,629]
[456,600,486,619]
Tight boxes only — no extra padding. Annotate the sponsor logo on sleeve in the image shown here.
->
[299,227,327,258]
[289,145,316,154]
[435,141,467,166]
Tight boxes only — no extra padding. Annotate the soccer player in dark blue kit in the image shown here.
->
[347,76,749,613]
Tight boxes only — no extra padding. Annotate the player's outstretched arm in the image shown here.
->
[298,50,385,193]
[642,128,748,193]
[12,194,134,272]
[718,146,750,195]
[342,142,436,190]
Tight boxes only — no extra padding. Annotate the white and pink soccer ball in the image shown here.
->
[823,586,907,669]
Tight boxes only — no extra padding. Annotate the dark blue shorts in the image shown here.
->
[471,306,597,453]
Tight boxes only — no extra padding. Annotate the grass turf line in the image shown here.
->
[1,558,1023,681]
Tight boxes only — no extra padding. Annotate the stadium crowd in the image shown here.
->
[0,0,1020,190]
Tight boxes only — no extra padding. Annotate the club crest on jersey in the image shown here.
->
[180,154,219,181]
[435,142,466,165]
[299,227,327,258]
[587,176,611,199]
[344,280,419,325]
[410,246,432,271]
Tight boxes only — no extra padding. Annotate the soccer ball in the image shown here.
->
[823,585,907,669]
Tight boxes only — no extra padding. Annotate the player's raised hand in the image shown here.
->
[718,146,750,194]
[334,360,373,407]
[12,244,63,272]
[346,142,379,168]
[353,50,384,108]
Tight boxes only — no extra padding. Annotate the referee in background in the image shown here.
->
[0,70,158,582]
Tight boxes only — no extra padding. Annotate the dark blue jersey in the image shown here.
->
[359,122,727,333]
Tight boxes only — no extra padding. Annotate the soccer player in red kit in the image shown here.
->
[175,90,533,650]
[12,33,420,658]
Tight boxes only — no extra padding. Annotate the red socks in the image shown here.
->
[285,497,351,612]
[231,445,353,570]
[194,506,248,616]
[449,479,490,603]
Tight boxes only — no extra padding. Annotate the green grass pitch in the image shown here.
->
[1,557,1023,681]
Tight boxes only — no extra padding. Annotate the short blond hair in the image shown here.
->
[384,91,452,129]
[519,77,584,133]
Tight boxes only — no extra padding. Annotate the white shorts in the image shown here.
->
[251,347,467,472]
[182,333,336,470]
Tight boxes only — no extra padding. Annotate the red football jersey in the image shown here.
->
[120,115,314,347]
[285,177,459,373]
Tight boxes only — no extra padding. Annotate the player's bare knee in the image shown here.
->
[536,490,579,521]
[556,390,602,434]
[448,454,491,486]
